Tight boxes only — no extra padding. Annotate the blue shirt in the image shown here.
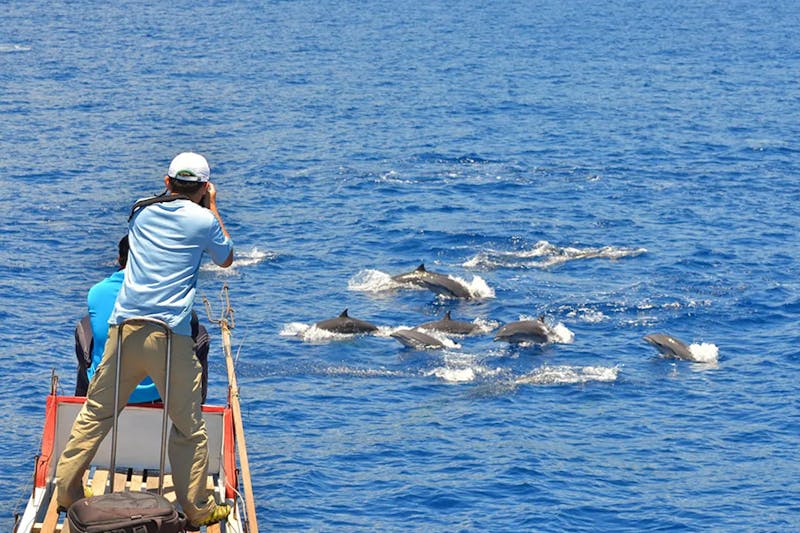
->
[88,269,159,403]
[110,198,233,336]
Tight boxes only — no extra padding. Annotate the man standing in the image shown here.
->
[55,152,234,527]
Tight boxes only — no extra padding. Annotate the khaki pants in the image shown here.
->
[55,322,215,522]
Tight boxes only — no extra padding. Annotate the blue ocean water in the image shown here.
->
[2,1,800,530]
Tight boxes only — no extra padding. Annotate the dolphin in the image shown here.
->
[390,329,446,350]
[391,263,471,299]
[494,316,550,344]
[417,271,472,299]
[314,309,378,334]
[643,333,695,361]
[391,263,428,287]
[418,311,480,335]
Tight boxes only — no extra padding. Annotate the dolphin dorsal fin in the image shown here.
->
[444,310,452,320]
[340,309,349,317]
[416,264,426,272]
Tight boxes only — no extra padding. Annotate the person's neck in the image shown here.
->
[169,190,203,204]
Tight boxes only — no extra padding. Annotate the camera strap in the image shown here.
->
[128,191,192,222]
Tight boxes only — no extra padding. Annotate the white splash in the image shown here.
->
[235,247,276,267]
[374,325,413,338]
[280,322,311,337]
[348,269,413,293]
[201,246,276,274]
[319,366,409,378]
[280,322,370,343]
[424,352,505,383]
[0,44,31,53]
[429,331,461,350]
[687,343,719,364]
[514,365,620,385]
[566,307,608,323]
[280,322,309,336]
[460,274,495,299]
[463,240,646,270]
[427,366,477,383]
[469,317,500,335]
[548,322,575,344]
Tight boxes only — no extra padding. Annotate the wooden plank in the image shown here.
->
[113,471,128,493]
[130,471,145,492]
[145,468,160,492]
[38,485,62,533]
[144,468,177,499]
[90,469,109,495]
[37,471,99,533]
[162,474,176,502]
[219,312,259,533]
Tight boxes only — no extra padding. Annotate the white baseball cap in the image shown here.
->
[167,152,210,182]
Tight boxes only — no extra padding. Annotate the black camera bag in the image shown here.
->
[67,491,186,533]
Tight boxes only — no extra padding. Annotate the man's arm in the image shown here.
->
[205,182,234,268]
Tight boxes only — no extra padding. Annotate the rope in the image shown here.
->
[203,283,235,330]
[202,283,259,533]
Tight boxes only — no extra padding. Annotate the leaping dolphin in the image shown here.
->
[391,263,472,299]
[494,316,550,344]
[390,329,446,350]
[314,309,378,334]
[391,263,428,287]
[643,333,698,361]
[418,311,480,335]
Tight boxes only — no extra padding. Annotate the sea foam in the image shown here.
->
[201,246,276,274]
[463,240,646,270]
[514,365,620,386]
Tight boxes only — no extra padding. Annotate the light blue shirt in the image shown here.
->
[110,198,233,336]
[88,269,159,403]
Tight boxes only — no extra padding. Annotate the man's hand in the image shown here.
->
[204,182,218,209]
